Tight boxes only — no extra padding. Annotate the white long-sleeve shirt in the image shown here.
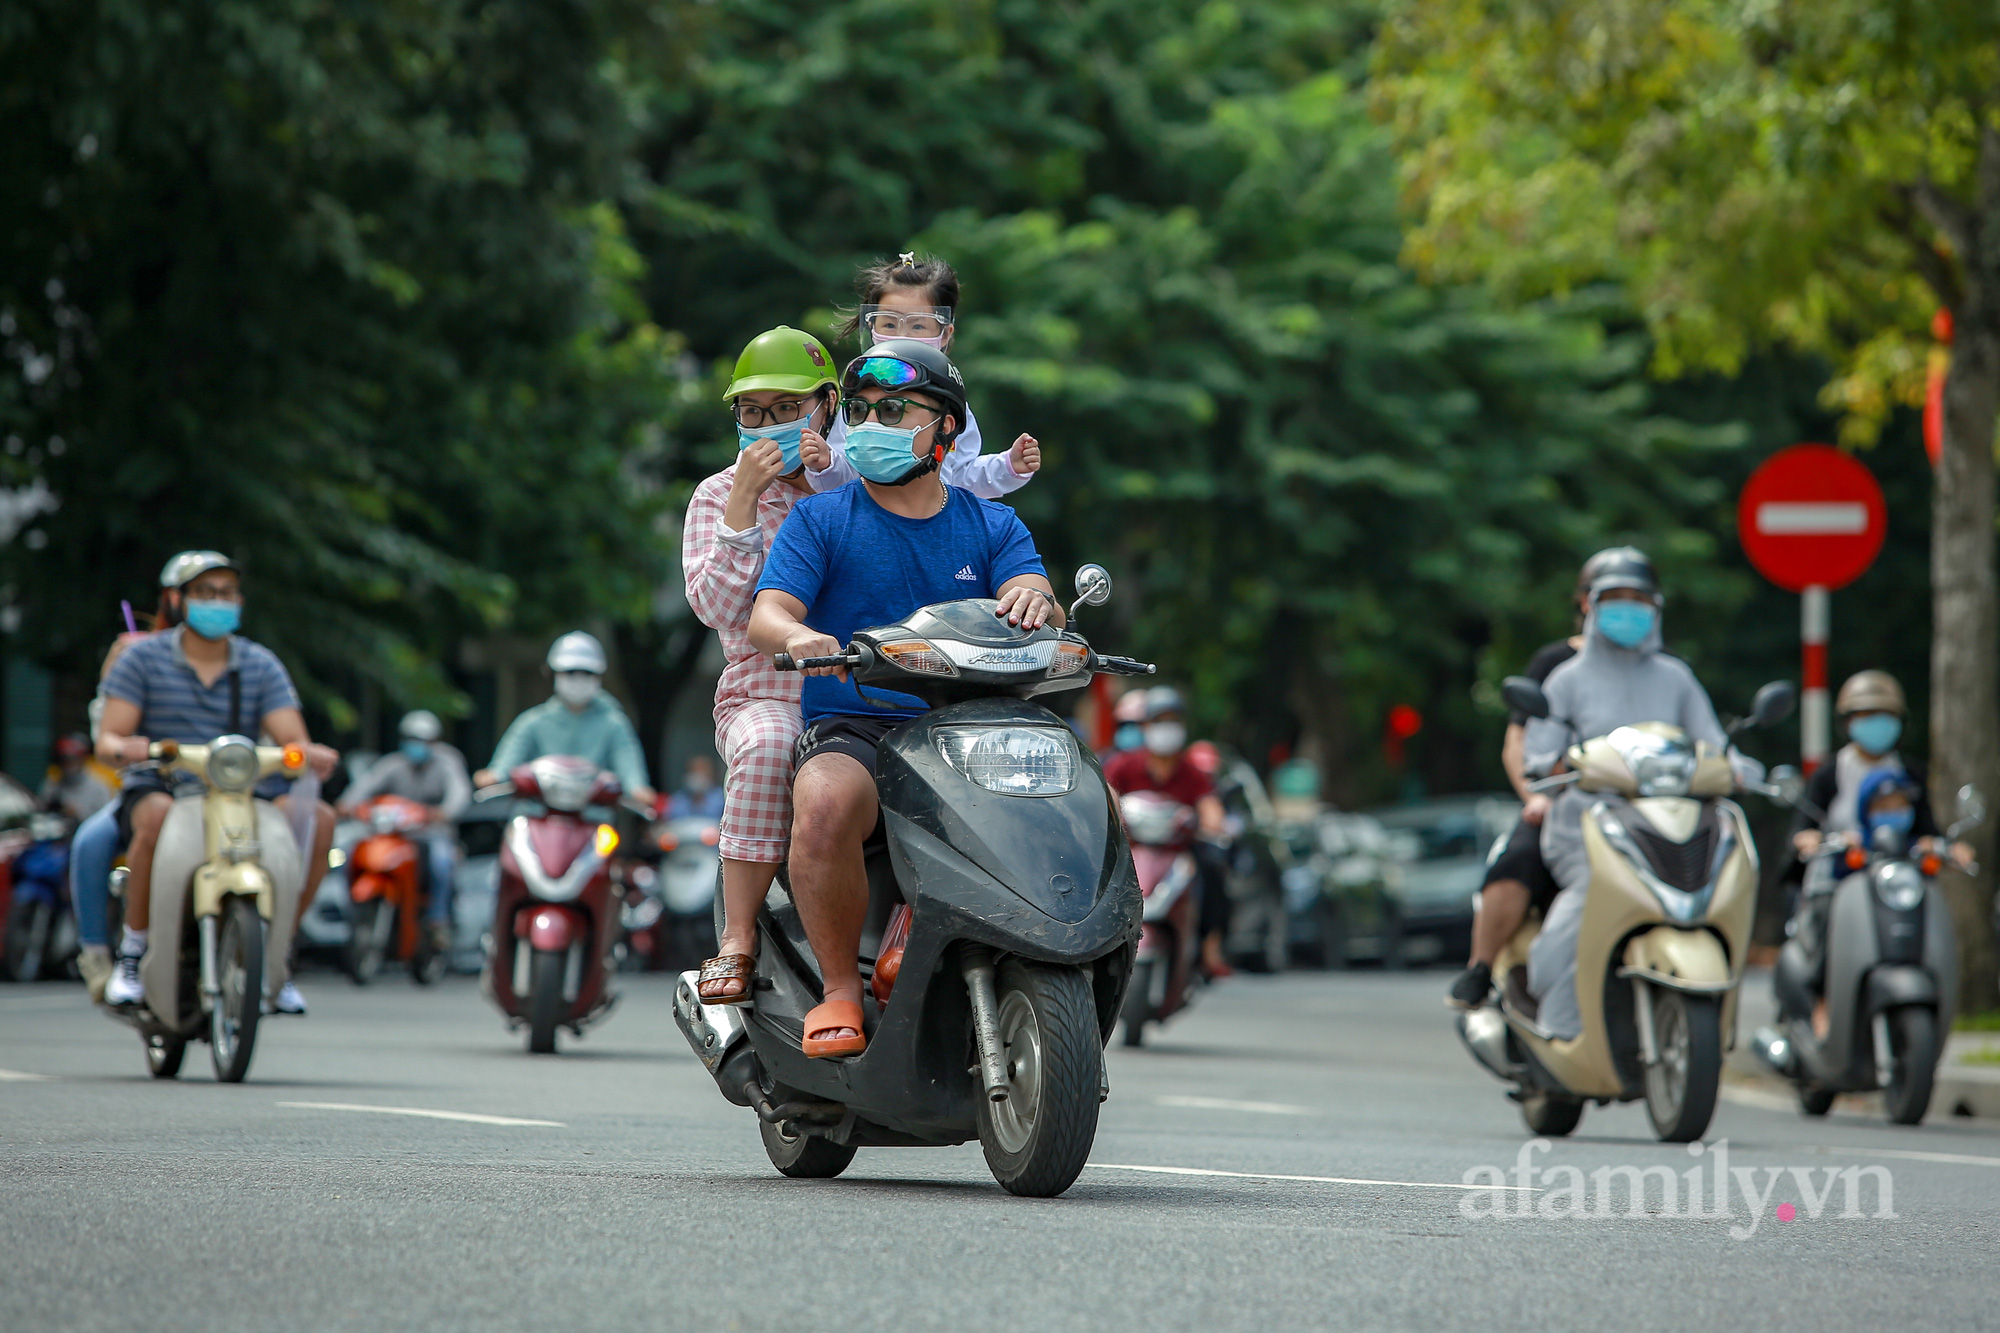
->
[806,406,1032,498]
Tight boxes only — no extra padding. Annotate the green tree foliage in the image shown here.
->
[634,0,1747,799]
[0,0,683,725]
[1374,0,2000,1004]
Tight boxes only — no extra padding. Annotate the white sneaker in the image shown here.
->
[105,954,145,1007]
[272,979,307,1016]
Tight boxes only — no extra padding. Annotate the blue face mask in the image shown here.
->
[845,421,931,486]
[1114,722,1143,752]
[1849,713,1902,756]
[183,599,241,640]
[1595,600,1656,649]
[400,739,431,766]
[736,416,808,475]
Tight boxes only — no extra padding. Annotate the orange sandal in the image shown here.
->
[801,1000,867,1059]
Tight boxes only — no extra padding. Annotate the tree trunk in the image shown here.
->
[1932,305,2000,1015]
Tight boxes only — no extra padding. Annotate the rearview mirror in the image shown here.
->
[1749,680,1796,728]
[1950,783,1987,840]
[1068,564,1112,620]
[1500,676,1549,721]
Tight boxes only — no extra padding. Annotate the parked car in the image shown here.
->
[1363,795,1519,968]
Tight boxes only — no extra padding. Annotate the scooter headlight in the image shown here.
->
[206,738,260,793]
[935,726,1077,796]
[1872,860,1926,912]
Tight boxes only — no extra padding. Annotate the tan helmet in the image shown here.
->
[1835,670,1905,717]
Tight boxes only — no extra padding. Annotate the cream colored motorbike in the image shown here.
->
[107,736,309,1081]
[1457,679,1792,1142]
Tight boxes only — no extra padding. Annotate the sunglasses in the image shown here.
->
[841,396,939,427]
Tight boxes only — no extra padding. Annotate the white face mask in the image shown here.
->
[554,672,601,709]
[1143,721,1186,756]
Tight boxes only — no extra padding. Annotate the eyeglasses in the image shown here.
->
[842,397,939,427]
[732,397,821,428]
[860,306,952,340]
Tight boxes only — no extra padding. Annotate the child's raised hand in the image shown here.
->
[799,428,831,474]
[1009,434,1041,476]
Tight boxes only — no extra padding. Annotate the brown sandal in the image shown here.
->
[695,953,755,1006]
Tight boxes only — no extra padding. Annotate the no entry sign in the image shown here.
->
[1737,444,1886,593]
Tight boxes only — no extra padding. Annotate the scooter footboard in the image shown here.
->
[1619,925,1732,993]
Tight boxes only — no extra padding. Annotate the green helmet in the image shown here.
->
[724,326,838,401]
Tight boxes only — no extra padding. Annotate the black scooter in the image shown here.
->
[673,566,1154,1197]
[1756,776,1985,1124]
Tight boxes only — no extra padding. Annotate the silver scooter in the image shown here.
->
[1757,777,1984,1124]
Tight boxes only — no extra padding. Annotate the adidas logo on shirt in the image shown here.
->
[954,565,977,581]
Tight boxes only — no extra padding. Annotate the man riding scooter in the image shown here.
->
[337,710,471,955]
[1103,687,1233,979]
[96,552,339,1014]
[474,632,657,810]
[746,339,1062,1057]
[1520,548,1744,1040]
[1449,549,1623,1010]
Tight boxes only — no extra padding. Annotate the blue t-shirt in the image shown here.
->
[756,482,1047,720]
[103,629,302,745]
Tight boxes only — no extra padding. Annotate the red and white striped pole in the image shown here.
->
[1801,585,1829,774]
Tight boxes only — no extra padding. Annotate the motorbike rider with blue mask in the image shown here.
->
[94,552,341,1014]
[1519,547,1742,1041]
[336,710,472,951]
[748,339,1060,1058]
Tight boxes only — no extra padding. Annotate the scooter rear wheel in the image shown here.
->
[1797,1086,1835,1117]
[210,898,264,1084]
[1882,1006,1937,1126]
[759,1117,857,1178]
[1644,990,1720,1143]
[347,899,391,985]
[978,959,1101,1198]
[144,1030,186,1079]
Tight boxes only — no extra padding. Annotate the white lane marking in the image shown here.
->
[1156,1094,1314,1116]
[0,1067,54,1081]
[1756,501,1868,535]
[1093,1163,1538,1193]
[1804,1144,2000,1169]
[277,1101,564,1127]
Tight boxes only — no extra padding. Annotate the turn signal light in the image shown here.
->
[1050,644,1090,677]
[1845,846,1868,871]
[1920,853,1943,876]
[282,744,305,771]
[876,640,955,676]
[594,824,620,857]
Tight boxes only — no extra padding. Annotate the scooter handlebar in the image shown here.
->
[774,649,861,672]
[1095,655,1156,676]
[473,782,516,803]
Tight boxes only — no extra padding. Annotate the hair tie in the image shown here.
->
[898,251,918,267]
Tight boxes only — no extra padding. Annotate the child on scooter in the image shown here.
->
[683,326,841,1005]
[808,252,1043,497]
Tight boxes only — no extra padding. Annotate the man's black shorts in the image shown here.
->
[1483,813,1559,915]
[794,714,912,846]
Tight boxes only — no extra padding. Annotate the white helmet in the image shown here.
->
[547,631,607,675]
[399,709,442,741]
[159,550,238,589]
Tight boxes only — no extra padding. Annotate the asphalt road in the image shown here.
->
[5,964,1998,1332]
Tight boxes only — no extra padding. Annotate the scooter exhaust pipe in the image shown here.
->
[961,946,1009,1103]
[1752,1024,1796,1077]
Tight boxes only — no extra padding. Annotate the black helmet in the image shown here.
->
[1581,546,1659,600]
[842,340,969,449]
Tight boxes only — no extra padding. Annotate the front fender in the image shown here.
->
[1620,925,1732,993]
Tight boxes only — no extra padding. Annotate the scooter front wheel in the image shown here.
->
[144,1030,186,1079]
[347,899,391,985]
[1518,1089,1583,1137]
[526,948,564,1054]
[978,959,1101,1198]
[210,898,264,1084]
[1882,1006,1938,1125]
[1644,990,1720,1142]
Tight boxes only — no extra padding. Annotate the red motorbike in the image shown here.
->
[480,756,639,1053]
[1117,790,1202,1046]
[345,794,446,985]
